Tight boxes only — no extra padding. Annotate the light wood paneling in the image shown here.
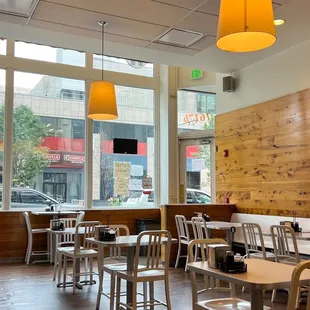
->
[216,88,310,217]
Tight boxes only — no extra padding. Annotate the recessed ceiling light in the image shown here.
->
[274,19,286,26]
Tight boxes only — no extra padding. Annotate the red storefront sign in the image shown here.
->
[45,154,61,162]
[64,154,85,164]
[45,152,84,168]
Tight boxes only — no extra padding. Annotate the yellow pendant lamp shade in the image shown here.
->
[216,0,276,52]
[87,81,118,120]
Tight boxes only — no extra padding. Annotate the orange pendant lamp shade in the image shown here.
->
[216,0,276,52]
[87,81,118,120]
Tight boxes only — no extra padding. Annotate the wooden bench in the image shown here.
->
[230,213,310,256]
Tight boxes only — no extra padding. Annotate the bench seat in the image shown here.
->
[230,213,310,256]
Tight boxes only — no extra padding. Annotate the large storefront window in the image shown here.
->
[15,42,85,67]
[0,69,5,207]
[0,39,6,55]
[92,86,155,208]
[177,90,216,132]
[93,55,153,77]
[13,72,85,209]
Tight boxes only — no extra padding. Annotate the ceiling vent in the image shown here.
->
[154,28,203,48]
[0,0,39,18]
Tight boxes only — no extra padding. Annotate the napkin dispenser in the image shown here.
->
[207,244,231,269]
[94,225,116,241]
[50,219,64,231]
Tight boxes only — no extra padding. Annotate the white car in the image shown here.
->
[126,188,211,207]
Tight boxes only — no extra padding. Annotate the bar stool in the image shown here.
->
[24,212,49,265]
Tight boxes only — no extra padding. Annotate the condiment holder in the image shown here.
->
[50,219,64,231]
[94,213,116,241]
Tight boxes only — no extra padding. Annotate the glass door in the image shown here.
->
[179,136,215,204]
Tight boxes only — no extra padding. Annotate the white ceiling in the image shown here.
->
[0,0,308,73]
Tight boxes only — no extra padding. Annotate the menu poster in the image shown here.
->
[114,162,131,196]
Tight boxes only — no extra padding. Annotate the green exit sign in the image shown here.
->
[192,69,203,80]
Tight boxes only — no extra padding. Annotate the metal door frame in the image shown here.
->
[178,130,215,203]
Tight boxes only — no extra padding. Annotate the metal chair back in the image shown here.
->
[287,261,310,310]
[242,223,267,259]
[74,221,101,253]
[191,217,209,240]
[134,230,171,276]
[175,215,190,243]
[270,225,300,264]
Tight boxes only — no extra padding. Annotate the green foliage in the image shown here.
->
[0,105,49,186]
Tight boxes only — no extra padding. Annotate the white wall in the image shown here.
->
[216,38,310,115]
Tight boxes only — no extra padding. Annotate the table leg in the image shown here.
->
[250,287,264,310]
[75,234,81,287]
[127,247,135,305]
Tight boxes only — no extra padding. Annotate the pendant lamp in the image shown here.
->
[88,21,118,120]
[216,0,276,52]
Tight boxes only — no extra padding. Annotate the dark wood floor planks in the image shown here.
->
[0,262,294,309]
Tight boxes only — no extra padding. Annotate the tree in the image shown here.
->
[0,105,49,186]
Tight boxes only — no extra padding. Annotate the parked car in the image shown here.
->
[126,188,211,207]
[0,187,77,209]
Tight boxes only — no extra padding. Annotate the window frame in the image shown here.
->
[0,39,160,210]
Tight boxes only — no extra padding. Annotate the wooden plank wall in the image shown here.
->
[0,209,160,261]
[216,88,310,217]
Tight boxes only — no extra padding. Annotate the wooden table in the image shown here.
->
[187,220,241,246]
[188,258,310,310]
[87,235,176,305]
[32,211,79,219]
[47,228,94,289]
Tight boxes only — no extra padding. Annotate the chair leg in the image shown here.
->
[57,253,63,285]
[26,234,33,265]
[242,286,245,293]
[90,258,94,284]
[271,289,277,302]
[174,241,181,268]
[96,270,103,310]
[47,232,51,263]
[110,273,116,310]
[150,281,154,310]
[25,234,30,263]
[185,253,189,272]
[53,251,58,281]
[116,277,121,310]
[85,257,89,282]
[143,282,147,310]
[63,256,67,288]
[72,258,76,295]
[164,277,172,310]
[132,282,137,310]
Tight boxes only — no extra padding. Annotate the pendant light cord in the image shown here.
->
[101,22,104,81]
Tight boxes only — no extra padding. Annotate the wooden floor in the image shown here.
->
[0,262,293,310]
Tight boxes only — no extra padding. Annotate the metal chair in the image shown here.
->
[191,217,209,262]
[96,224,131,310]
[287,260,310,310]
[175,215,191,271]
[24,212,49,265]
[242,223,275,260]
[270,225,301,303]
[61,221,100,294]
[188,238,237,310]
[53,213,85,281]
[115,230,172,310]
